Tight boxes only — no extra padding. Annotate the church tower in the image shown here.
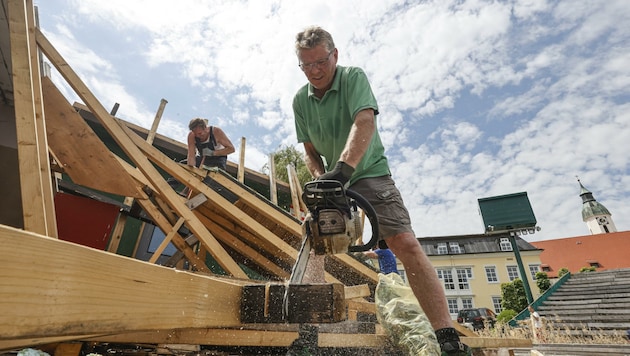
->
[579,179,617,234]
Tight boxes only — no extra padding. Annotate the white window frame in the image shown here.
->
[500,237,513,251]
[507,265,520,281]
[437,242,448,255]
[485,265,498,283]
[437,268,455,290]
[528,264,540,280]
[449,242,462,254]
[492,296,502,314]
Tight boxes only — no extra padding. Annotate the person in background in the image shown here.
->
[291,25,470,356]
[364,248,399,275]
[528,305,545,343]
[187,118,235,170]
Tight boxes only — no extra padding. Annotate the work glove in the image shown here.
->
[317,161,354,186]
[436,328,472,356]
[201,147,215,157]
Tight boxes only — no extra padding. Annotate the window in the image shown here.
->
[529,264,540,280]
[541,264,551,272]
[507,265,520,281]
[447,298,459,314]
[492,297,502,314]
[485,266,498,283]
[588,260,601,268]
[500,237,513,251]
[437,243,448,255]
[437,268,455,290]
[456,268,472,290]
[461,298,473,309]
[450,242,462,254]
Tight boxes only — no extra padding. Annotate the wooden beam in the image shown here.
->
[237,137,246,183]
[0,224,242,340]
[35,29,247,279]
[8,0,55,236]
[268,153,277,204]
[148,217,185,264]
[146,98,168,145]
[82,328,389,348]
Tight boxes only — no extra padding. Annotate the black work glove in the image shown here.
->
[317,161,355,186]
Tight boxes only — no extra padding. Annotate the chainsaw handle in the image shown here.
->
[346,189,379,252]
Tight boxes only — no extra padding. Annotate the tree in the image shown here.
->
[262,145,312,187]
[535,271,551,293]
[580,266,596,273]
[496,309,517,324]
[501,278,528,313]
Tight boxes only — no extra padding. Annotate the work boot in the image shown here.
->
[286,324,319,356]
[436,327,472,356]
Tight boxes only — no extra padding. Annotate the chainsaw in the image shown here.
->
[288,179,380,284]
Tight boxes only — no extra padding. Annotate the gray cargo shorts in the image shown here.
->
[349,175,415,240]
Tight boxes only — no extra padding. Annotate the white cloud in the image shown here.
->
[35,0,630,242]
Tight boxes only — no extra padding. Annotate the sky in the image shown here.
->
[34,0,630,242]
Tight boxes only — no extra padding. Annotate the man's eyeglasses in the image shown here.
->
[298,50,334,72]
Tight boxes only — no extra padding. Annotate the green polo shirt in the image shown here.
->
[293,66,390,185]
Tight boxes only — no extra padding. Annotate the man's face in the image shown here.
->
[192,126,207,140]
[298,44,337,90]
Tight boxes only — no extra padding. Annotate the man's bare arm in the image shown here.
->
[339,109,375,168]
[303,141,326,178]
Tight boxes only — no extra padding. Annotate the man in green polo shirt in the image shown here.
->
[292,26,471,356]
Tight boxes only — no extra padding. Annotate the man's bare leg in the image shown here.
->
[385,231,453,330]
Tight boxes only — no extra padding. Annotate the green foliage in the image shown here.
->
[535,271,551,292]
[500,278,528,313]
[262,145,312,187]
[579,266,596,273]
[558,267,569,277]
[496,309,517,323]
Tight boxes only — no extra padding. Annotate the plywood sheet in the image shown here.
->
[42,76,144,198]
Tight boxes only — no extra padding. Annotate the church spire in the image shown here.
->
[578,177,616,234]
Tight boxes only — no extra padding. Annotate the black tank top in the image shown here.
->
[194,126,227,170]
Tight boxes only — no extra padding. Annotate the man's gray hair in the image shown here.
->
[295,26,335,54]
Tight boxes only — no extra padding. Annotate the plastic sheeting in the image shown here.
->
[375,273,440,355]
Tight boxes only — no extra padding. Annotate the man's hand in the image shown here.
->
[317,161,355,186]
[201,148,215,157]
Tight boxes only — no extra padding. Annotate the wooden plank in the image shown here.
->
[0,335,105,353]
[208,170,302,236]
[344,284,371,299]
[42,76,145,198]
[207,171,378,284]
[83,328,388,348]
[8,0,51,236]
[26,0,58,237]
[454,322,479,338]
[237,137,245,183]
[0,224,243,340]
[146,99,167,145]
[194,212,290,279]
[35,29,247,279]
[268,153,277,204]
[124,130,300,264]
[134,198,210,273]
[148,217,185,264]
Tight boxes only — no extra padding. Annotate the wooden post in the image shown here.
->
[268,153,277,205]
[8,0,57,237]
[286,164,306,219]
[237,137,246,183]
[146,98,168,145]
